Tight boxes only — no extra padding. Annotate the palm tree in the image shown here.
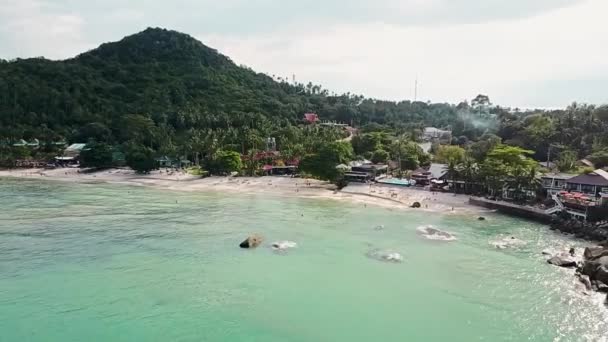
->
[458,156,477,194]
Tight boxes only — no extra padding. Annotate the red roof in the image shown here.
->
[304,113,319,123]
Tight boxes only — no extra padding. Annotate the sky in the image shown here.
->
[1,0,607,109]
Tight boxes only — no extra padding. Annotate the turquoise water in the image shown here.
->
[1,178,607,341]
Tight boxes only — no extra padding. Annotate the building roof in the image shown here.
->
[566,170,608,186]
[429,163,448,179]
[65,143,86,151]
[541,173,578,180]
[579,159,595,168]
[304,113,319,122]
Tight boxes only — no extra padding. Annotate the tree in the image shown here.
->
[125,143,156,173]
[80,142,113,168]
[371,149,389,164]
[74,123,112,143]
[434,145,465,165]
[588,149,608,169]
[469,134,502,162]
[300,142,353,181]
[556,149,577,172]
[213,150,242,174]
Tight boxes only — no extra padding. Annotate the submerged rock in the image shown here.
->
[490,236,527,249]
[271,240,297,251]
[239,234,263,249]
[547,255,577,268]
[366,249,403,263]
[416,225,457,241]
[373,225,385,231]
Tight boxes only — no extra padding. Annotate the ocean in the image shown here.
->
[1,178,607,341]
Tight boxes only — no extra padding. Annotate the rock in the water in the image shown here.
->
[411,202,421,208]
[239,234,263,249]
[576,273,593,291]
[271,240,297,250]
[547,255,577,268]
[596,266,608,284]
[490,236,527,249]
[478,217,486,221]
[366,249,403,263]
[581,261,602,277]
[584,246,608,260]
[416,225,457,241]
[597,282,608,293]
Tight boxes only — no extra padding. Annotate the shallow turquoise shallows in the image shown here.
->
[1,178,607,341]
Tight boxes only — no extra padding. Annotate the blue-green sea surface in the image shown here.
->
[1,178,607,341]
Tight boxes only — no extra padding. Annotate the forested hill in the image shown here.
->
[0,27,467,142]
[1,27,607,169]
[0,28,311,139]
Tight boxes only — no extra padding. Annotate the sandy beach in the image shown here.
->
[0,168,478,214]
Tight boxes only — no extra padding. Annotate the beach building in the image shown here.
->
[155,156,173,168]
[63,143,86,158]
[263,165,298,176]
[564,169,608,204]
[422,127,451,142]
[540,173,578,198]
[411,163,447,186]
[303,113,319,124]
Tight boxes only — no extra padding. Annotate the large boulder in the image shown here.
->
[581,261,602,277]
[596,266,608,285]
[239,235,263,249]
[547,255,577,268]
[584,246,608,260]
[577,273,593,291]
[410,202,421,208]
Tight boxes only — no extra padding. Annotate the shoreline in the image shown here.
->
[0,168,478,215]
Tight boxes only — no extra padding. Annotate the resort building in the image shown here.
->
[564,169,608,205]
[411,163,447,186]
[540,173,578,198]
[422,127,451,142]
[344,163,388,182]
[63,143,87,158]
[303,113,319,124]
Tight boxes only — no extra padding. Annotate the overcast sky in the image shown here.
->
[1,0,607,108]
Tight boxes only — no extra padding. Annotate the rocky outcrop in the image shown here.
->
[547,255,577,268]
[239,234,263,249]
[410,202,421,208]
[550,219,608,242]
[577,245,608,302]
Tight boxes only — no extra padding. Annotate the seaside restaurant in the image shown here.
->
[562,169,608,207]
[343,164,388,183]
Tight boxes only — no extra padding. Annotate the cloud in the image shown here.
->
[201,0,608,108]
[0,0,92,59]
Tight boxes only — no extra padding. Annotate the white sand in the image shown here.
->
[0,168,479,214]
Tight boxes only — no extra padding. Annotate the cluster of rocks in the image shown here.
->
[548,244,608,303]
[578,246,608,298]
[550,219,608,241]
